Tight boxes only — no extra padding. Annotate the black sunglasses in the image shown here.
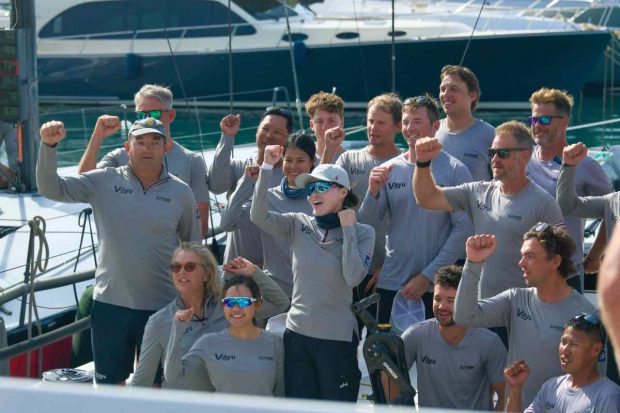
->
[488,147,530,159]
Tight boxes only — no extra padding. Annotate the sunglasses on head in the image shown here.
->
[527,115,565,126]
[170,262,204,273]
[265,106,293,118]
[530,222,552,233]
[136,110,165,120]
[487,147,529,159]
[404,96,435,107]
[573,312,606,344]
[222,297,257,308]
[305,181,337,196]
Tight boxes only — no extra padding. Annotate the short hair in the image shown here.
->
[403,94,441,124]
[440,65,481,111]
[262,106,293,133]
[368,93,403,124]
[523,224,577,279]
[285,132,316,163]
[134,84,173,109]
[529,88,573,117]
[434,265,462,290]
[565,313,606,346]
[305,92,345,118]
[496,120,534,151]
[172,242,220,299]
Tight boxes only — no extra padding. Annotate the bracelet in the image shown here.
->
[416,160,431,168]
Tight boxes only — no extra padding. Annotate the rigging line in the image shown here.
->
[283,0,304,131]
[227,0,234,114]
[391,0,396,93]
[0,245,97,275]
[459,1,486,66]
[352,0,370,102]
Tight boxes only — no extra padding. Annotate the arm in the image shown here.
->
[357,165,391,225]
[252,268,290,318]
[219,173,255,232]
[340,212,375,287]
[599,222,620,354]
[77,115,121,173]
[189,153,211,237]
[273,335,285,397]
[249,164,295,241]
[584,222,607,274]
[557,165,607,219]
[132,316,164,387]
[412,138,453,211]
[504,361,530,413]
[177,193,202,243]
[487,333,508,412]
[319,126,345,165]
[208,115,242,194]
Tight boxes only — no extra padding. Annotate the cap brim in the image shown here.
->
[295,173,312,189]
[130,128,166,139]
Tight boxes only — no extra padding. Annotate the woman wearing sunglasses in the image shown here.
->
[250,145,375,402]
[165,275,284,396]
[132,243,289,388]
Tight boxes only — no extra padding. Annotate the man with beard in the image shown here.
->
[401,265,506,411]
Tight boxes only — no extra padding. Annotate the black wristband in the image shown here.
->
[416,160,431,168]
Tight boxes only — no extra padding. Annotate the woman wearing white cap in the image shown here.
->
[250,144,375,402]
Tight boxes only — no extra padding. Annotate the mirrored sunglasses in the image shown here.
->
[222,297,257,308]
[136,110,163,120]
[305,181,336,196]
[527,115,564,126]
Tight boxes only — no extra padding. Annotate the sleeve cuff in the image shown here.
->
[261,163,274,170]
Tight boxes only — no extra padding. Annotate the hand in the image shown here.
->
[401,273,430,301]
[465,234,497,263]
[562,142,588,166]
[365,267,381,293]
[92,115,121,141]
[223,256,257,276]
[338,209,357,227]
[40,121,66,146]
[504,360,530,388]
[324,126,345,150]
[584,255,601,275]
[264,144,283,166]
[175,307,194,322]
[220,114,241,137]
[415,137,442,162]
[244,165,260,181]
[368,165,393,197]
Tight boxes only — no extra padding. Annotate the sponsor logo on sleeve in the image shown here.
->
[476,200,491,211]
[364,250,372,269]
[301,223,312,234]
[517,308,532,321]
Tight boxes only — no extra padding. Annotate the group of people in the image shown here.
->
[34,64,620,411]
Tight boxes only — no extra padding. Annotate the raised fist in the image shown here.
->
[220,114,241,138]
[223,256,257,276]
[324,126,345,150]
[92,115,121,141]
[504,360,530,388]
[40,121,67,146]
[264,144,284,166]
[562,142,588,166]
[244,165,260,181]
[465,234,497,263]
[338,208,357,227]
[368,164,393,197]
[415,137,442,162]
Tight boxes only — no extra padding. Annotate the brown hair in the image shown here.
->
[368,93,403,123]
[440,65,481,111]
[403,94,441,124]
[529,88,573,117]
[305,91,345,118]
[523,225,576,279]
[496,120,534,151]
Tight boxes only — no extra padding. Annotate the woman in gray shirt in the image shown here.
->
[251,145,375,402]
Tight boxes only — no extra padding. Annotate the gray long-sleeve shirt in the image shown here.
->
[251,166,375,342]
[37,143,201,310]
[454,261,600,407]
[134,267,289,388]
[557,164,620,241]
[358,152,473,290]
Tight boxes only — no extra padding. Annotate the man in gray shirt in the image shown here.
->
[208,108,292,267]
[37,118,201,384]
[436,65,495,181]
[413,120,564,298]
[455,228,602,407]
[505,313,620,412]
[402,265,506,411]
[77,84,211,237]
[527,88,611,292]
[359,95,472,322]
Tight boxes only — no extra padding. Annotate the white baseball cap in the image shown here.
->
[295,164,351,189]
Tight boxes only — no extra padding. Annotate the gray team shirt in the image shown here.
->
[98,141,210,203]
[208,134,284,263]
[358,152,473,290]
[133,268,289,388]
[436,118,495,181]
[174,329,284,396]
[526,374,620,413]
[443,180,564,297]
[251,167,375,342]
[454,261,601,407]
[401,319,506,411]
[37,144,201,310]
[528,148,611,275]
[557,165,620,241]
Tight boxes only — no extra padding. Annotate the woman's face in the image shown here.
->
[222,284,259,328]
[283,146,313,187]
[171,251,209,296]
[306,181,347,216]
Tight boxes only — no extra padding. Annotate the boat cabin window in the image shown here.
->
[574,7,607,26]
[39,0,256,39]
[236,0,299,20]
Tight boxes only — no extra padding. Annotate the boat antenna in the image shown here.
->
[227,0,234,113]
[391,0,396,93]
[459,1,486,66]
[283,0,304,131]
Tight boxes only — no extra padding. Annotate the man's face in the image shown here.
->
[439,74,476,117]
[135,96,175,134]
[489,133,528,181]
[432,284,457,327]
[518,238,559,287]
[401,107,439,148]
[256,114,289,150]
[125,133,166,172]
[559,327,602,375]
[366,106,400,148]
[310,110,343,140]
[530,102,568,149]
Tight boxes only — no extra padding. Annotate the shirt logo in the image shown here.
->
[463,152,480,159]
[613,214,618,224]
[544,401,555,409]
[156,195,171,203]
[549,324,564,332]
[259,356,273,361]
[517,308,532,321]
[114,185,133,194]
[349,167,366,175]
[421,356,436,365]
[476,200,491,211]
[215,353,236,361]
[301,223,312,234]
[388,182,406,190]
[459,364,475,370]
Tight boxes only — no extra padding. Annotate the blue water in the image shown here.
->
[43,94,619,167]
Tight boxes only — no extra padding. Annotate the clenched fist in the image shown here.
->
[264,144,284,166]
[465,234,497,263]
[220,114,241,138]
[562,142,588,166]
[40,121,66,147]
[175,307,194,322]
[92,115,121,141]
[338,208,357,227]
[415,137,442,163]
